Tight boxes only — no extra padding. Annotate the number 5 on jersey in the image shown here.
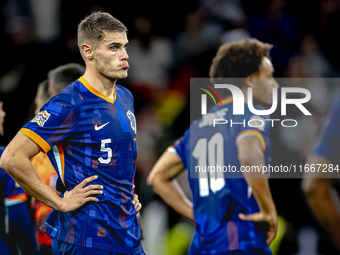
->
[99,139,112,164]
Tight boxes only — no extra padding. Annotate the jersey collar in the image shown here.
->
[78,77,117,104]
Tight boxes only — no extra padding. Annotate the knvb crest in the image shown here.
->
[127,110,137,134]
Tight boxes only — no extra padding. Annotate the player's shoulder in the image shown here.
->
[116,84,134,100]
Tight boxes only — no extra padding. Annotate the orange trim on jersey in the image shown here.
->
[237,129,266,152]
[56,142,65,185]
[78,77,117,104]
[5,193,27,202]
[167,146,177,153]
[19,128,51,153]
[218,97,233,106]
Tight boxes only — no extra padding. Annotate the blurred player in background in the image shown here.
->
[0,95,12,255]
[148,39,278,254]
[302,95,340,251]
[0,11,143,255]
[30,79,55,255]
[0,95,38,255]
[47,63,85,97]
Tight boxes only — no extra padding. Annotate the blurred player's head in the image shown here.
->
[77,11,129,81]
[48,63,85,97]
[34,79,50,115]
[209,38,278,104]
[0,95,6,136]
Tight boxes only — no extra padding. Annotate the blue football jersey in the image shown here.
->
[314,95,340,162]
[19,77,143,253]
[173,98,272,254]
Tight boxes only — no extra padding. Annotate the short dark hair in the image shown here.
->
[209,39,273,83]
[48,63,85,93]
[77,11,127,49]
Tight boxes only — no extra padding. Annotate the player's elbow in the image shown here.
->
[147,169,166,193]
[0,151,14,174]
[147,170,159,187]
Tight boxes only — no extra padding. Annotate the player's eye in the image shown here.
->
[111,46,118,51]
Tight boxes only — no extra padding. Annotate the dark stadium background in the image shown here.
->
[1,0,340,254]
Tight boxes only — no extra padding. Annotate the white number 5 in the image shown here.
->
[99,139,112,164]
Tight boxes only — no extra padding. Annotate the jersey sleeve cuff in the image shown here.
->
[18,128,51,153]
[167,146,177,153]
[236,129,266,152]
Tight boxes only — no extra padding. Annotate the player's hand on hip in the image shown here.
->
[59,175,103,212]
[238,211,277,245]
[132,194,142,213]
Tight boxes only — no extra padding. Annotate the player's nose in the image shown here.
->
[121,48,129,60]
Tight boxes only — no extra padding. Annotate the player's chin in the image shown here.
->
[116,70,128,79]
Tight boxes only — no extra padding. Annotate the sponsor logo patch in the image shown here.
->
[32,110,50,127]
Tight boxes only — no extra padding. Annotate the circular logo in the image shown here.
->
[127,110,137,134]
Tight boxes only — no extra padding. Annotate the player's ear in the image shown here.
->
[81,44,94,60]
[245,73,259,88]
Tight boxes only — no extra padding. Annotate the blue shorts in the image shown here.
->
[51,239,145,255]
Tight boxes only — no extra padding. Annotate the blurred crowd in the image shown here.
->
[1,0,340,254]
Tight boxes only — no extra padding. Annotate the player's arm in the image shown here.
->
[0,133,103,212]
[302,155,340,250]
[237,135,277,245]
[147,150,195,222]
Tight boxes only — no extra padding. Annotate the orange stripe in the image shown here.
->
[218,97,233,106]
[19,128,51,153]
[6,193,27,202]
[78,77,117,104]
[237,129,266,152]
[56,142,65,185]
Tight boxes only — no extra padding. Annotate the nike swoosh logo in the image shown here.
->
[95,122,110,131]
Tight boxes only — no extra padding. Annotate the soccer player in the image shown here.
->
[0,11,144,255]
[34,80,50,115]
[0,96,38,255]
[0,96,12,255]
[148,39,278,254]
[302,96,340,251]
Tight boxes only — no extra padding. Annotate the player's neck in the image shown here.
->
[82,70,116,100]
[241,85,248,103]
[241,85,267,107]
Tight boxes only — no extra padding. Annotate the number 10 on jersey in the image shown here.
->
[192,133,226,197]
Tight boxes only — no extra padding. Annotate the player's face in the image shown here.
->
[251,57,279,105]
[34,85,48,115]
[48,79,59,98]
[0,101,6,136]
[92,31,129,80]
